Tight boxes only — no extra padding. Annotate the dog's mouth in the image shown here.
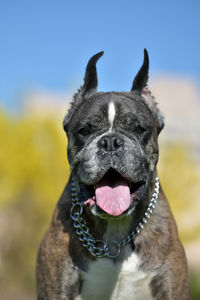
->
[83,169,146,217]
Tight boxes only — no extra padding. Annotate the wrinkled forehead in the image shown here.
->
[74,92,154,122]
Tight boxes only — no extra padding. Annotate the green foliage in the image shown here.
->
[190,271,200,300]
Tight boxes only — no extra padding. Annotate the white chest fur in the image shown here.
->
[76,247,154,300]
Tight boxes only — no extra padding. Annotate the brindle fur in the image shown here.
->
[36,50,190,299]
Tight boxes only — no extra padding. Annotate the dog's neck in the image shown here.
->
[103,215,133,242]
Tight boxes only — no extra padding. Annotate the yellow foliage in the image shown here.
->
[0,110,199,294]
[0,111,70,290]
[0,111,69,211]
[158,142,200,242]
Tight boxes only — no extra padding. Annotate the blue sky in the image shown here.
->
[0,0,200,111]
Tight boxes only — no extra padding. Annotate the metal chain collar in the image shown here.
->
[70,176,160,259]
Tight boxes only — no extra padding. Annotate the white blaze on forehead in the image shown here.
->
[108,101,116,130]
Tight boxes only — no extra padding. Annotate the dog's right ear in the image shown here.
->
[63,51,104,132]
[82,51,104,96]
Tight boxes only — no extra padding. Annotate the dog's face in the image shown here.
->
[64,50,164,218]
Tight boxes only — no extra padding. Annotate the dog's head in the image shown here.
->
[63,50,164,219]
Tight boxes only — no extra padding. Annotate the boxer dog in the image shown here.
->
[36,50,190,299]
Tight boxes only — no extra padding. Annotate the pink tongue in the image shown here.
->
[95,180,131,216]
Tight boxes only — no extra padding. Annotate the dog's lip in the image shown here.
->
[84,168,146,195]
[83,169,146,216]
[93,169,146,193]
[89,168,145,187]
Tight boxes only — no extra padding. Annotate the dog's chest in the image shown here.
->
[76,248,154,300]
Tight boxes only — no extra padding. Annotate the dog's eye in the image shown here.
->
[135,126,146,134]
[77,126,91,136]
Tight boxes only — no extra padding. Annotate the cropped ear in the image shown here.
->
[82,51,104,96]
[131,49,149,91]
[131,49,164,133]
[63,51,104,132]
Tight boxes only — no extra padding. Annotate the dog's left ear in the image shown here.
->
[63,51,104,132]
[131,49,164,133]
[131,48,149,91]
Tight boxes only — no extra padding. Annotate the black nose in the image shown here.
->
[98,134,124,152]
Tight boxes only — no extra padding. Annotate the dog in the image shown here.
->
[36,50,190,299]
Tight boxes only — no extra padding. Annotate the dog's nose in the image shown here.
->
[98,134,124,152]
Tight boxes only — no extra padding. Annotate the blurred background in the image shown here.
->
[0,1,200,299]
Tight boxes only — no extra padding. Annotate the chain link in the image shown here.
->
[70,176,159,258]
